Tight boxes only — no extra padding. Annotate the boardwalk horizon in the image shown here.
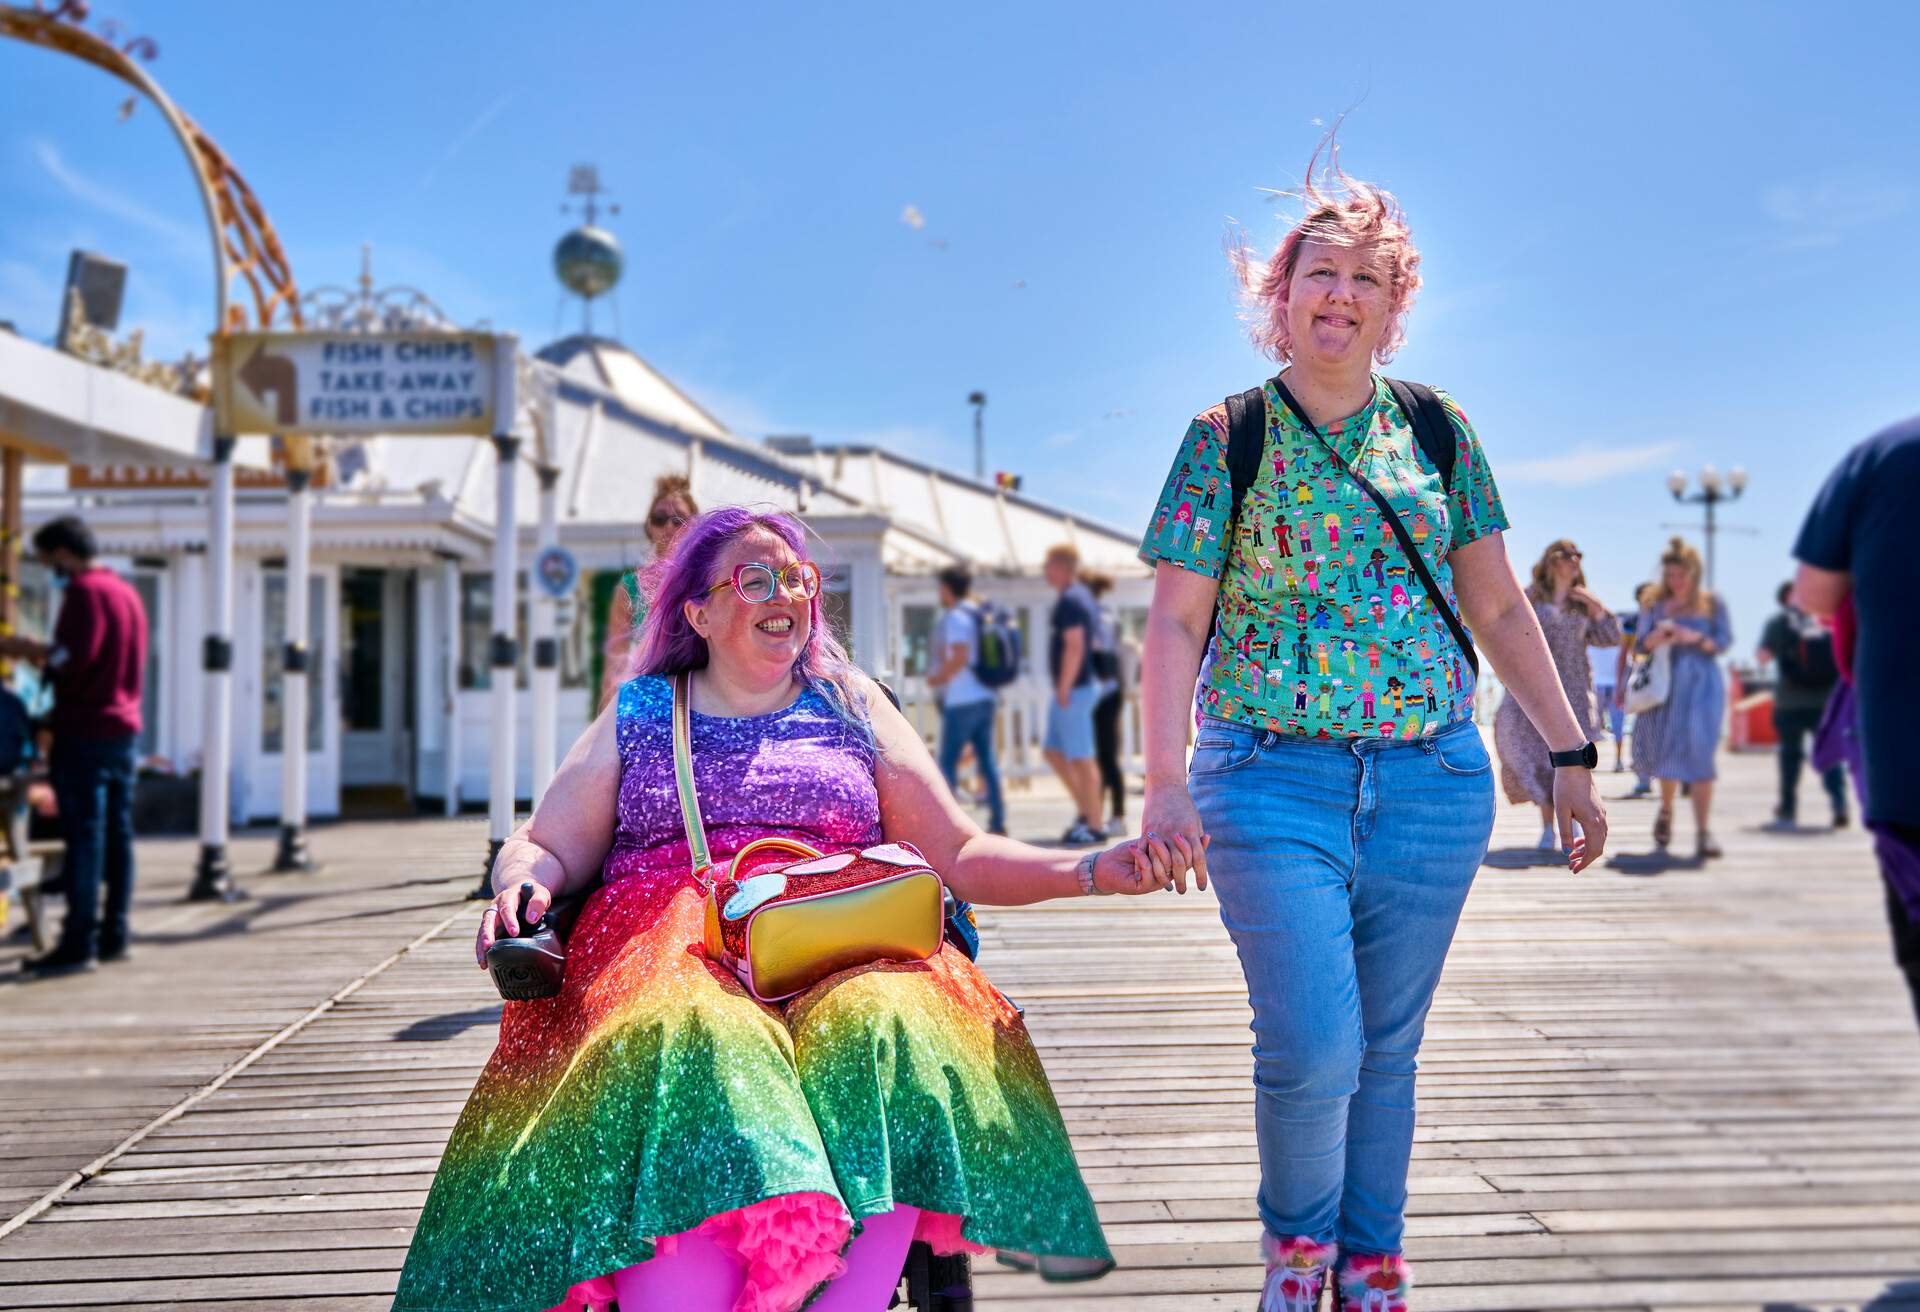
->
[3,749,1918,1310]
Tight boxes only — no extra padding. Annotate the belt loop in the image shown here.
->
[1419,737,1437,754]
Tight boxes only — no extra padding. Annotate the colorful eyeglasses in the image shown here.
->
[706,560,823,604]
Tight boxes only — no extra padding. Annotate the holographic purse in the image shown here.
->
[672,672,946,1003]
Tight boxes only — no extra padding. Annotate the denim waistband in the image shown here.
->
[1197,713,1480,756]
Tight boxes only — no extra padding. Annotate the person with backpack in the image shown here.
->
[1757,580,1846,830]
[1134,146,1607,1311]
[927,566,1007,836]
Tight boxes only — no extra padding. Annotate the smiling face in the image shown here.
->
[1286,239,1393,370]
[1662,560,1696,602]
[683,527,814,683]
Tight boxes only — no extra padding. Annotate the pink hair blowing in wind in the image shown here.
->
[1228,123,1424,365]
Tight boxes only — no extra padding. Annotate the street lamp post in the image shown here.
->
[968,391,986,482]
[1665,464,1749,590]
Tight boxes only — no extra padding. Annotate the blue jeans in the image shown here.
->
[1188,715,1495,1256]
[938,698,1005,832]
[50,734,139,958]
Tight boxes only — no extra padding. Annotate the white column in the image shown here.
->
[440,553,462,818]
[481,432,520,895]
[190,435,239,901]
[530,465,560,806]
[271,468,316,872]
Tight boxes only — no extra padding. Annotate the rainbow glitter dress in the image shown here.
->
[391,676,1112,1311]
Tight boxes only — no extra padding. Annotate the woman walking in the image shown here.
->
[1629,537,1733,858]
[1084,571,1129,834]
[597,475,698,711]
[1494,540,1622,850]
[1136,147,1607,1311]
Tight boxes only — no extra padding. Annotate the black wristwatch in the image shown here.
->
[1549,741,1599,769]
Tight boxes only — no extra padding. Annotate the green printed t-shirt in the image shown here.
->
[1139,374,1509,740]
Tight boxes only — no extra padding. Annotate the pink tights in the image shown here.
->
[613,1204,922,1312]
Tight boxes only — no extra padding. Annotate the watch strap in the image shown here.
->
[1549,741,1599,769]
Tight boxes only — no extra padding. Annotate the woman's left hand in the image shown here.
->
[1093,835,1204,895]
[1553,769,1609,873]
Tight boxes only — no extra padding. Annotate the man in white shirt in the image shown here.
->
[927,567,1007,835]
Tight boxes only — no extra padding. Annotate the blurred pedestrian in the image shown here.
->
[1082,571,1128,835]
[1494,541,1622,850]
[1793,414,1920,1030]
[1589,629,1626,773]
[1615,585,1658,798]
[1136,148,1606,1309]
[5,516,148,977]
[1043,544,1104,845]
[927,565,1006,835]
[1629,538,1733,858]
[1756,580,1846,830]
[597,475,697,712]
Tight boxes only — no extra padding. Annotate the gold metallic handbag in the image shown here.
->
[673,672,945,1003]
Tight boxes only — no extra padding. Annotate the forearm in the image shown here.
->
[489,821,583,898]
[1476,596,1585,751]
[1140,608,1207,789]
[944,833,1085,906]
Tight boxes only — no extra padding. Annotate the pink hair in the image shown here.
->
[1228,130,1423,364]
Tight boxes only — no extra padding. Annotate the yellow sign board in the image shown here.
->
[211,331,502,436]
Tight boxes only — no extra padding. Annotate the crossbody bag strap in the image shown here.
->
[1270,378,1481,679]
[670,671,713,874]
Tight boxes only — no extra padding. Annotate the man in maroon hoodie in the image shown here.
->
[5,516,147,976]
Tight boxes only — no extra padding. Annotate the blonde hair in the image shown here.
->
[1649,536,1712,616]
[649,474,698,519]
[1525,539,1586,604]
[1045,543,1080,571]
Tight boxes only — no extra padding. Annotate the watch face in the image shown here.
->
[1582,741,1600,769]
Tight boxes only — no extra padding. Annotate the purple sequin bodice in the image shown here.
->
[604,674,883,883]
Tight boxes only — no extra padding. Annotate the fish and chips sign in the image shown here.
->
[211,330,510,436]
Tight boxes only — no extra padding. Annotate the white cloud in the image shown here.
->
[1497,440,1680,487]
[31,138,204,258]
[1043,429,1082,449]
[1762,178,1912,251]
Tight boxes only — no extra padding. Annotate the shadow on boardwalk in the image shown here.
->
[1769,1280,1920,1310]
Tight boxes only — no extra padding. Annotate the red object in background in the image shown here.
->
[1727,668,1779,750]
[27,780,56,817]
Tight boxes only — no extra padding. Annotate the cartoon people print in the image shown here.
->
[1139,383,1507,741]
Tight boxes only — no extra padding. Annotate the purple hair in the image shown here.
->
[628,506,871,732]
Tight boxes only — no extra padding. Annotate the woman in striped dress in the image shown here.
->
[1630,537,1734,858]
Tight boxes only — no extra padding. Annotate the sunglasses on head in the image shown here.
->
[706,560,823,605]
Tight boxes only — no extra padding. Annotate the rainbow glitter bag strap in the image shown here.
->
[672,672,945,1002]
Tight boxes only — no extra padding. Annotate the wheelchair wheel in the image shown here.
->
[896,1240,974,1310]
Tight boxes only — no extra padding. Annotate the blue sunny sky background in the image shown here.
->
[3,0,1916,649]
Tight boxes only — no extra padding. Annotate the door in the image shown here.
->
[339,568,413,791]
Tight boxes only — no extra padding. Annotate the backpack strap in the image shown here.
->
[1223,384,1269,528]
[1383,378,1456,493]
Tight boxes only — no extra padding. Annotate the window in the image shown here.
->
[458,573,530,691]
[261,572,325,755]
[900,604,939,678]
[820,571,854,661]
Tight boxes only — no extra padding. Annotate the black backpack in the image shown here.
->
[1220,376,1475,674]
[968,603,1024,690]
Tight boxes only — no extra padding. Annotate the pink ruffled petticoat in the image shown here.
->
[543,1191,988,1312]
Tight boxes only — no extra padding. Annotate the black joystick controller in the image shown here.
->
[485,882,565,1001]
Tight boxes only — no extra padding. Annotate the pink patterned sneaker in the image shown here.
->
[1258,1234,1337,1312]
[1337,1252,1411,1312]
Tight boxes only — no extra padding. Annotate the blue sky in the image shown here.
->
[4,1,1915,646]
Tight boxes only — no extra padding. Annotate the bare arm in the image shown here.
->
[476,701,623,961]
[1452,534,1583,751]
[1452,532,1608,866]
[1140,563,1218,788]
[866,677,1165,903]
[1793,563,1850,619]
[927,636,970,690]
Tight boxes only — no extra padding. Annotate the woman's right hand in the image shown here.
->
[475,880,554,967]
[1138,780,1210,893]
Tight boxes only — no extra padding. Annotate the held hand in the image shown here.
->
[1139,783,1211,893]
[475,879,553,967]
[1554,769,1608,873]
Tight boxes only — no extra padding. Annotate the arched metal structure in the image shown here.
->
[0,1,302,335]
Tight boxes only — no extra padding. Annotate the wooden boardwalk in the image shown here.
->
[3,750,1918,1310]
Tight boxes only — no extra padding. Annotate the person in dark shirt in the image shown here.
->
[1755,581,1845,829]
[3,515,148,976]
[1794,415,1920,1030]
[1043,544,1104,845]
